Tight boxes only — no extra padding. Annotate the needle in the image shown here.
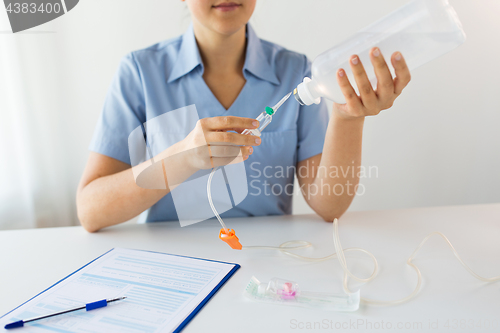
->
[271,92,292,113]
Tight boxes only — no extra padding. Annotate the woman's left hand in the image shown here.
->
[333,47,411,120]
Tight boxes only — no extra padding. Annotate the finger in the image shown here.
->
[391,52,411,95]
[233,128,250,134]
[336,68,363,110]
[212,155,247,168]
[208,131,262,146]
[370,47,395,100]
[243,146,253,156]
[350,55,377,108]
[208,145,240,158]
[208,145,253,158]
[202,116,259,131]
[209,146,252,168]
[191,146,248,169]
[234,128,261,134]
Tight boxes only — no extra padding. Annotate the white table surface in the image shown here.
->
[1,204,499,333]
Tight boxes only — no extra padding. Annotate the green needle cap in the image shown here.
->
[265,106,274,115]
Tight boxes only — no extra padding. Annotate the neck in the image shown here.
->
[192,21,247,76]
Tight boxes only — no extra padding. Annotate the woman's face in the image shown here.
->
[185,0,256,36]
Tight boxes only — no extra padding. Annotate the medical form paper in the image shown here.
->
[0,248,240,333]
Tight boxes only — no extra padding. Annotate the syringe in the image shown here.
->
[214,92,293,249]
[242,92,292,136]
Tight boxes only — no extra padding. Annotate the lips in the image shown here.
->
[212,2,241,11]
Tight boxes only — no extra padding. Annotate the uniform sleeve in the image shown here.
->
[296,57,329,162]
[88,52,145,165]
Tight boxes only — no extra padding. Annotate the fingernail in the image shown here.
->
[373,48,380,57]
[351,56,359,65]
[255,138,261,144]
[252,121,259,127]
[243,155,249,159]
[249,147,253,154]
[395,52,402,61]
[338,69,345,77]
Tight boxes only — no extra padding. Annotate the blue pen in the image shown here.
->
[4,296,127,329]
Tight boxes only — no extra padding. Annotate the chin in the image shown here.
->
[208,2,254,36]
[211,19,247,36]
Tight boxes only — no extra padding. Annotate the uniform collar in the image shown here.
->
[244,23,280,85]
[168,23,280,85]
[168,24,203,83]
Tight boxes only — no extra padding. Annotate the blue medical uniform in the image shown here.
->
[89,23,329,222]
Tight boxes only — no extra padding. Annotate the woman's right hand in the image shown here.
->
[182,116,261,170]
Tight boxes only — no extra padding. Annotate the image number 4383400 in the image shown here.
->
[4,0,79,33]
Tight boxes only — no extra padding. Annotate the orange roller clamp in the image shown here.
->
[219,228,242,250]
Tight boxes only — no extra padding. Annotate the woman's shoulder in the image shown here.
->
[121,35,184,69]
[260,38,306,59]
[137,35,183,54]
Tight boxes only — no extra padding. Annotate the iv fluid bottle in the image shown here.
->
[293,0,466,105]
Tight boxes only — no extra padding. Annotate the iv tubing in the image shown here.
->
[242,219,500,305]
[205,97,499,304]
[207,166,229,234]
[206,172,500,304]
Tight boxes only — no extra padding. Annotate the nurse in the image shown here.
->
[77,0,411,232]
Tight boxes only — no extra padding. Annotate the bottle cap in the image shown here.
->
[294,77,321,106]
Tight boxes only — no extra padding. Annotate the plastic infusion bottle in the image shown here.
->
[242,107,274,137]
[293,0,466,105]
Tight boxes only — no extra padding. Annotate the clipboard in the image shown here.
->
[0,248,240,332]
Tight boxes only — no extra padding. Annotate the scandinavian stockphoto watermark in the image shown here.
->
[249,161,378,199]
[3,0,79,33]
[289,318,499,331]
[127,104,379,225]
[128,105,249,227]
